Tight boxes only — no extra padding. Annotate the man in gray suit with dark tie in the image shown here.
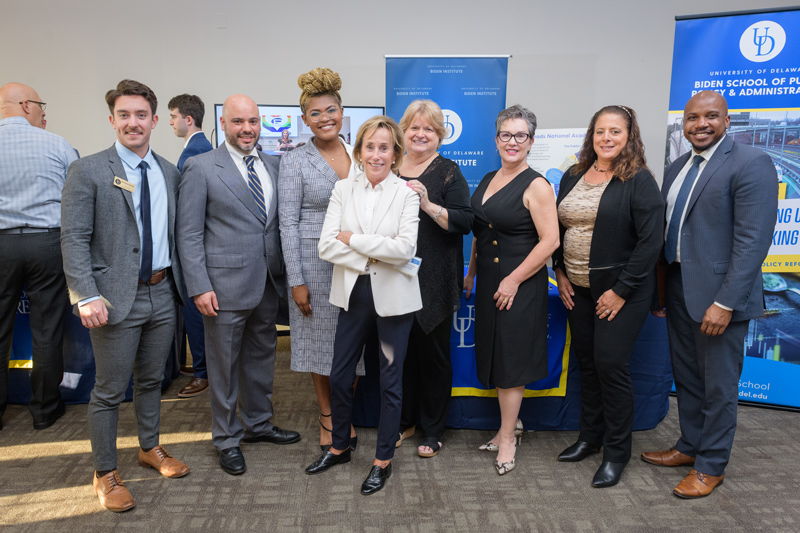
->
[61,79,190,512]
[642,91,778,498]
[177,94,300,476]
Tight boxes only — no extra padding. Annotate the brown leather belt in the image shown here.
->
[139,269,168,285]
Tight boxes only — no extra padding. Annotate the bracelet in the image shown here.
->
[432,206,444,220]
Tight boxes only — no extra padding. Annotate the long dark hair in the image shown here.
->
[572,105,649,181]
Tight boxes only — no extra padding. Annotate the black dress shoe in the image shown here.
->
[219,447,246,475]
[305,449,351,474]
[558,440,602,462]
[242,426,301,445]
[33,402,65,430]
[361,463,392,495]
[592,460,627,488]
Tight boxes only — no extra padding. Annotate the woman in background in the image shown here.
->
[277,129,294,152]
[553,105,663,488]
[278,67,361,451]
[396,99,473,458]
[465,105,559,475]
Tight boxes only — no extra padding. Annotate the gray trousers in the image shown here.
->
[667,264,747,477]
[87,275,176,471]
[204,281,279,450]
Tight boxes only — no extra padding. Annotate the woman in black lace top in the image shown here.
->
[396,100,474,458]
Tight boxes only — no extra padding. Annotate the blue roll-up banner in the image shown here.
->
[385,55,507,267]
[668,8,800,408]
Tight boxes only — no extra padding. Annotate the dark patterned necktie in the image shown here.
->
[244,156,266,222]
[665,155,704,264]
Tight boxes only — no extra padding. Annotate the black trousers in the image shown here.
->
[400,315,453,439]
[568,285,651,462]
[330,276,413,461]
[0,230,67,423]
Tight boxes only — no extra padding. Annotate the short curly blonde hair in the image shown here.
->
[398,100,446,148]
[297,67,342,113]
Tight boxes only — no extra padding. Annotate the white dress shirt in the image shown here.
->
[665,134,725,263]
[224,141,273,216]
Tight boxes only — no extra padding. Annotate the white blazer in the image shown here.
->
[318,171,422,316]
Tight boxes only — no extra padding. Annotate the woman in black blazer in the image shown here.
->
[552,105,664,488]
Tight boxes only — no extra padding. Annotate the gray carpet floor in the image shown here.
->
[1,337,799,532]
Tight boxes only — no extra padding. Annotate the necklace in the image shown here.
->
[593,160,610,173]
[316,140,343,162]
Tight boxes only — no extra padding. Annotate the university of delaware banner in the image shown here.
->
[385,56,507,191]
[668,7,800,408]
[385,56,569,398]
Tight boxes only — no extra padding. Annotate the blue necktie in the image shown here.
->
[138,161,153,283]
[244,156,267,222]
[665,154,704,264]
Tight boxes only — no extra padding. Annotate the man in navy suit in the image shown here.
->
[168,94,213,398]
[642,91,778,498]
[169,94,213,172]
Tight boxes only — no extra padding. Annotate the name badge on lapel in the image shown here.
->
[393,256,422,277]
[113,176,135,193]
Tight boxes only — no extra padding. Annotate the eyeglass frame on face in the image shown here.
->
[306,105,340,123]
[19,100,47,112]
[497,131,530,143]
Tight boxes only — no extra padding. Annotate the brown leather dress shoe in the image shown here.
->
[93,470,135,512]
[673,469,725,498]
[138,446,190,478]
[641,447,695,467]
[178,377,209,398]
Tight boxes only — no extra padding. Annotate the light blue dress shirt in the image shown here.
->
[0,117,78,229]
[114,141,171,272]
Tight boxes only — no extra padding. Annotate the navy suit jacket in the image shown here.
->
[177,132,213,173]
[662,135,778,323]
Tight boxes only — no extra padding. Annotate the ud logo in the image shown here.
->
[453,304,475,348]
[440,109,463,146]
[739,21,786,63]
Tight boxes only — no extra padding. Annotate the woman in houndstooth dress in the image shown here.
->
[278,68,363,450]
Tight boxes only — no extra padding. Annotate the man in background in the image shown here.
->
[168,94,213,398]
[0,82,78,431]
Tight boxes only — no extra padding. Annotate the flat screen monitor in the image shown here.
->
[212,104,385,154]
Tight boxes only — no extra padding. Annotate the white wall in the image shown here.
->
[4,0,797,180]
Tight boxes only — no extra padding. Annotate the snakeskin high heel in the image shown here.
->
[479,419,523,452]
[495,430,522,476]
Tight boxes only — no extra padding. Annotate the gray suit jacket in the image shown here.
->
[663,135,778,322]
[61,145,185,325]
[177,144,285,311]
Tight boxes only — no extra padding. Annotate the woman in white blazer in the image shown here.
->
[305,116,421,496]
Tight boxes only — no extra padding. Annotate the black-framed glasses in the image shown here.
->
[498,131,529,143]
[20,100,46,111]
[307,106,340,123]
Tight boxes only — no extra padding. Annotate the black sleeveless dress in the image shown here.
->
[471,168,549,388]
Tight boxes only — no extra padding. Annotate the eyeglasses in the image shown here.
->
[497,131,529,143]
[307,106,340,123]
[20,100,47,112]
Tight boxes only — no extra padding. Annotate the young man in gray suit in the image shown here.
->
[643,91,778,498]
[61,79,190,512]
[177,94,300,476]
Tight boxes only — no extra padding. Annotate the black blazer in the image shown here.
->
[552,167,664,303]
